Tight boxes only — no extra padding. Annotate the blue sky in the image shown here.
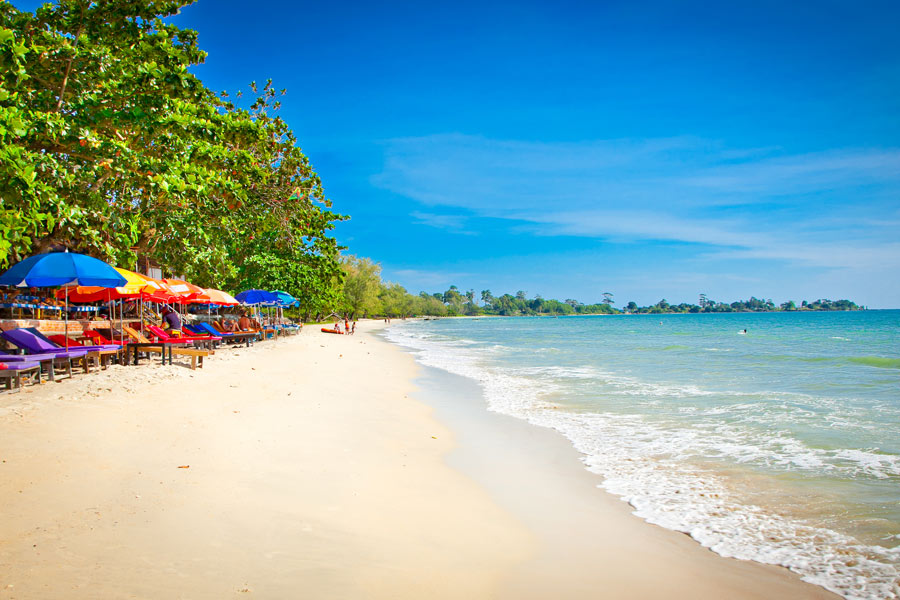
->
[16,1,900,307]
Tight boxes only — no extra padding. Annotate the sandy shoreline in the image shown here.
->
[0,321,836,599]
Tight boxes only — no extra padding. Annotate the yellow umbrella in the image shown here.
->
[57,267,151,301]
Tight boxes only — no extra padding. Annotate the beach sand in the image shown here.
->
[0,321,837,599]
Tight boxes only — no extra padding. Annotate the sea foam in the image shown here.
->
[385,320,900,600]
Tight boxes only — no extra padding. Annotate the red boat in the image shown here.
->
[321,327,343,334]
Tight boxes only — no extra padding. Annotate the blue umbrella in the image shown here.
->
[0,251,126,349]
[0,251,127,288]
[271,290,297,306]
[235,289,277,305]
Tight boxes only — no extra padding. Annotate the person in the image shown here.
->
[222,318,237,332]
[334,321,342,334]
[161,306,182,331]
[351,321,356,335]
[344,318,350,333]
[238,312,253,331]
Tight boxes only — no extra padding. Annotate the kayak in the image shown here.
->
[321,328,343,334]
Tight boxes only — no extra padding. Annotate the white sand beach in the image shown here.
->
[0,321,837,599]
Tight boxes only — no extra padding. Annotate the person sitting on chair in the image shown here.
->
[161,306,182,331]
[238,312,254,331]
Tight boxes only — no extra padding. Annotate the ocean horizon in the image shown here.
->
[384,310,900,600]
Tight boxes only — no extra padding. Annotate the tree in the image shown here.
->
[0,0,345,308]
[340,255,382,319]
[442,285,464,314]
[380,282,412,317]
[602,292,614,305]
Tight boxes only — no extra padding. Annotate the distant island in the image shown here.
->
[334,258,863,319]
[411,291,862,317]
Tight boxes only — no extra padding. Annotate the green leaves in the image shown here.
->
[0,0,346,316]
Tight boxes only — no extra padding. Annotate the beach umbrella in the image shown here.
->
[141,277,177,303]
[0,251,126,288]
[271,290,297,306]
[163,278,206,303]
[0,251,126,347]
[56,267,152,302]
[55,267,153,345]
[235,289,277,305]
[203,288,240,306]
[236,290,278,333]
[270,290,297,328]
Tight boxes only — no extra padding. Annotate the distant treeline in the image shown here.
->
[622,297,861,314]
[334,257,862,319]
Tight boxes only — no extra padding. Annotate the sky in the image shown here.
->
[15,1,900,307]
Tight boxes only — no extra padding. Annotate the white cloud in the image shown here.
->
[410,211,475,235]
[373,133,900,272]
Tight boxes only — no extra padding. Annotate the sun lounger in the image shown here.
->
[24,329,122,368]
[0,361,42,391]
[82,329,128,346]
[146,325,219,352]
[195,322,256,347]
[0,328,99,374]
[0,351,79,382]
[121,326,208,369]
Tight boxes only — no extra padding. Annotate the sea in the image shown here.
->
[383,310,900,600]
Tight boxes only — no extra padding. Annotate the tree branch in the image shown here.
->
[54,20,85,112]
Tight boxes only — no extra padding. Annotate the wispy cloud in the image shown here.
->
[410,211,476,235]
[676,148,900,195]
[373,133,900,270]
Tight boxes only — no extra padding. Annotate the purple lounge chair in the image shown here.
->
[0,361,42,391]
[0,328,103,375]
[0,349,85,382]
[23,327,121,352]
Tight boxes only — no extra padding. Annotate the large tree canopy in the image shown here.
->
[0,0,344,307]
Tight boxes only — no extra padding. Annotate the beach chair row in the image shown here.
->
[0,318,296,391]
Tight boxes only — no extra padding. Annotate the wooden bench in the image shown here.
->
[171,347,208,370]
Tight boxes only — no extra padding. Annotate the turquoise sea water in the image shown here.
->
[385,311,900,599]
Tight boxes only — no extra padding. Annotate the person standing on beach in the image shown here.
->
[351,321,356,335]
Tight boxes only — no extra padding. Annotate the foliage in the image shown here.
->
[0,1,344,318]
[339,255,381,319]
[622,296,861,314]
